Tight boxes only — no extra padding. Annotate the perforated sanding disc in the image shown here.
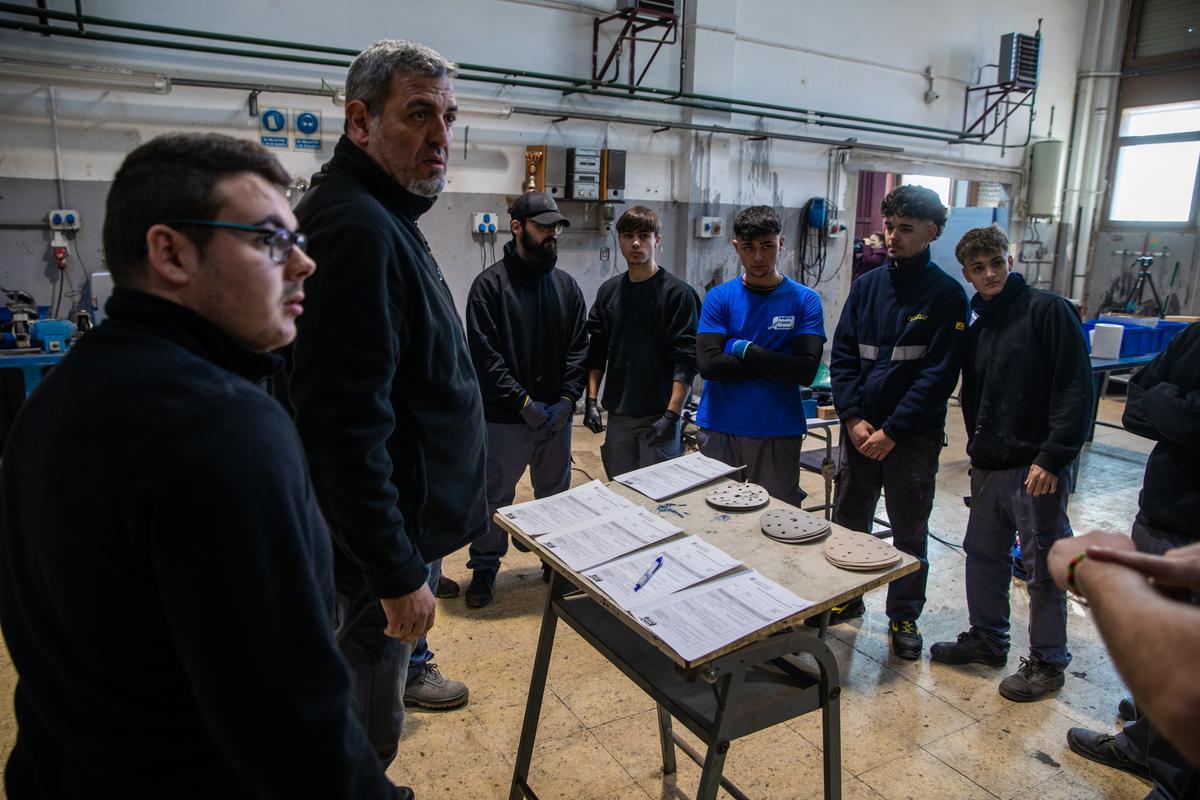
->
[823,533,902,570]
[760,509,830,543]
[705,482,770,511]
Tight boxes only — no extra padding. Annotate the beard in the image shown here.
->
[405,174,445,198]
[520,229,557,264]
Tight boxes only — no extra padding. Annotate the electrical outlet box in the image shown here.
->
[826,219,847,237]
[694,216,723,238]
[470,212,502,235]
[48,209,80,231]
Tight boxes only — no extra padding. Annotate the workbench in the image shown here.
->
[501,479,918,800]
[0,351,66,397]
[1088,353,1157,441]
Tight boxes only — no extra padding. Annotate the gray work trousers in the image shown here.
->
[1116,517,1200,800]
[963,465,1073,667]
[697,428,803,507]
[600,412,682,480]
[467,419,572,574]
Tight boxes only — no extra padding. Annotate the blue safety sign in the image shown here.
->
[293,109,322,150]
[260,108,288,148]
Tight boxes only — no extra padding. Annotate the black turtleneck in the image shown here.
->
[466,237,588,423]
[961,273,1093,473]
[0,288,399,798]
[290,135,489,598]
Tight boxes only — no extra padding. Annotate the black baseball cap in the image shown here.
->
[509,191,570,227]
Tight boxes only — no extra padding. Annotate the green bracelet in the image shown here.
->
[1066,552,1088,602]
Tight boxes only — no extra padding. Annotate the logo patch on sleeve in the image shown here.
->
[768,315,795,331]
[955,321,966,331]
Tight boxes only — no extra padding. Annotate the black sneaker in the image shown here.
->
[1117,697,1137,722]
[930,629,1008,667]
[890,620,923,660]
[397,787,414,800]
[804,597,866,628]
[1066,727,1150,780]
[434,574,460,599]
[999,655,1065,702]
[465,569,496,608]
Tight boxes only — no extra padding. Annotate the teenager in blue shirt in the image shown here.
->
[695,205,825,505]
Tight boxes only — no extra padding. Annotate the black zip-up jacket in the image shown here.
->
[961,274,1093,473]
[290,136,488,598]
[1122,322,1200,539]
[585,267,700,417]
[466,238,587,424]
[830,247,968,439]
[0,290,398,799]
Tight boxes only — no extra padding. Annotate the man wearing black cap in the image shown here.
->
[463,191,588,607]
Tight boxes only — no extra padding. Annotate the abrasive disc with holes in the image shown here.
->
[705,482,770,511]
[760,508,830,543]
[823,534,902,570]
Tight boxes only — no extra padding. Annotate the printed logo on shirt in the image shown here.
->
[768,315,795,331]
[908,313,929,322]
[955,321,966,331]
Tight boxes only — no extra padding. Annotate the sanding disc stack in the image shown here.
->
[823,534,902,571]
[759,508,830,544]
[705,483,770,512]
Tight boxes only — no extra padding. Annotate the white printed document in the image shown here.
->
[537,507,683,571]
[581,535,742,610]
[630,571,813,662]
[496,480,636,538]
[613,452,743,501]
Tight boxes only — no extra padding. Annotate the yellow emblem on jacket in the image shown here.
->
[908,313,929,322]
[955,321,966,331]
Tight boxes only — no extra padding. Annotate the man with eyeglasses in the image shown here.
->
[583,205,700,478]
[695,205,826,505]
[462,190,588,608]
[0,132,411,798]
[288,40,486,760]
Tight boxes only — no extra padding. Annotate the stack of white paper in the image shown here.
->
[630,571,813,662]
[613,452,743,501]
[495,479,636,538]
[581,535,742,611]
[537,507,683,571]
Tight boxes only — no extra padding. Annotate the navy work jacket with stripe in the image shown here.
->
[829,247,968,440]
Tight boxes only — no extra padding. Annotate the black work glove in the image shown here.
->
[544,397,574,432]
[583,398,605,433]
[646,409,681,445]
[520,399,550,430]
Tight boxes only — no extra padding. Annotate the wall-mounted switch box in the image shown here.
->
[471,212,502,234]
[48,209,81,231]
[694,216,723,238]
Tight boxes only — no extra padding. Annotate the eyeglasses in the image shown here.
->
[163,219,307,264]
[525,220,564,235]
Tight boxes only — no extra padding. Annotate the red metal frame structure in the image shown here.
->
[592,1,680,91]
[961,22,1042,153]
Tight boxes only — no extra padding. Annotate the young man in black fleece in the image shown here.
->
[695,205,826,505]
[827,185,967,659]
[0,133,409,799]
[930,227,1092,702]
[1067,321,1200,799]
[290,40,484,747]
[583,205,700,478]
[464,191,588,608]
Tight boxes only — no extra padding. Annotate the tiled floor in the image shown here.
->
[0,398,1155,799]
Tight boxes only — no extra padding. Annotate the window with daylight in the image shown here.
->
[1108,101,1200,224]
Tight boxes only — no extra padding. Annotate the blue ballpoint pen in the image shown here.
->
[633,555,665,592]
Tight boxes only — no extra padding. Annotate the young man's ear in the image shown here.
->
[143,224,193,287]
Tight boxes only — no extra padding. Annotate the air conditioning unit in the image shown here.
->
[998,33,1040,89]
[620,0,681,16]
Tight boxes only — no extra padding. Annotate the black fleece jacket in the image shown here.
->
[1122,322,1200,539]
[0,290,398,799]
[290,136,488,598]
[466,239,587,424]
[585,267,700,417]
[961,274,1093,473]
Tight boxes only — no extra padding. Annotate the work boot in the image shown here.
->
[999,654,1065,702]
[931,628,1008,667]
[889,619,923,660]
[804,597,865,628]
[1066,727,1150,780]
[403,663,469,710]
[396,787,415,800]
[542,562,552,583]
[1117,697,1137,722]
[434,574,460,599]
[465,569,496,608]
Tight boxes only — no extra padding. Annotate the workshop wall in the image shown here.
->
[0,0,1090,325]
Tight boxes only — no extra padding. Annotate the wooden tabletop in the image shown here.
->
[498,477,918,669]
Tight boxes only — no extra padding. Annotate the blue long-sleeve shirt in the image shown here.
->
[830,248,967,439]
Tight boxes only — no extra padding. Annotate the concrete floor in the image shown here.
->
[0,397,1155,799]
